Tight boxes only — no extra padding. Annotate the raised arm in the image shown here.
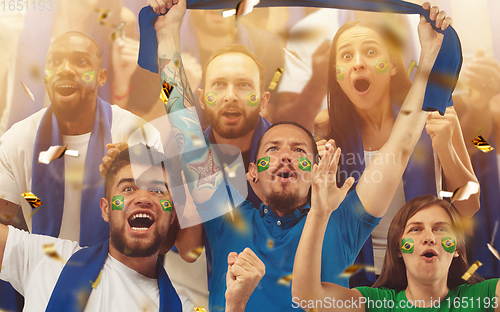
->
[356,3,451,217]
[425,107,480,217]
[292,146,363,311]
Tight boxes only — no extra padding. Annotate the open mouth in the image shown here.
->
[222,110,241,119]
[354,79,371,92]
[422,250,437,259]
[55,85,77,97]
[278,172,292,178]
[128,213,154,231]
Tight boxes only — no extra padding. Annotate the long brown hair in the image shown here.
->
[326,19,412,152]
[373,195,483,290]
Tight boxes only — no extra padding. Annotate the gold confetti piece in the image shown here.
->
[364,265,376,273]
[340,264,364,277]
[487,243,500,261]
[277,274,293,286]
[194,308,207,312]
[30,64,41,79]
[186,247,204,261]
[43,243,66,263]
[64,150,79,158]
[0,213,15,223]
[406,60,418,78]
[223,163,241,178]
[90,271,102,289]
[267,238,274,249]
[235,0,260,21]
[268,68,284,90]
[220,9,236,18]
[28,207,40,221]
[462,260,482,281]
[229,209,248,234]
[439,181,479,203]
[22,191,42,209]
[160,81,173,104]
[472,135,494,153]
[21,82,35,101]
[38,145,68,164]
[283,48,302,62]
[77,288,91,311]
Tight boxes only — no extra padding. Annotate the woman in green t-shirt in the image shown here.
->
[293,189,499,310]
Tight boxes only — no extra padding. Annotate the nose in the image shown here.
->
[354,54,366,71]
[133,189,153,207]
[57,59,75,75]
[422,231,436,245]
[223,85,238,103]
[280,152,292,164]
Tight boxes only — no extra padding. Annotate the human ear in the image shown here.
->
[198,88,206,110]
[98,68,107,86]
[100,197,110,223]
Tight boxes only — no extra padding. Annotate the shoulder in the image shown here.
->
[110,105,146,126]
[2,108,46,141]
[356,286,397,300]
[454,279,500,297]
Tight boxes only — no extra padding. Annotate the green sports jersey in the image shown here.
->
[356,278,499,311]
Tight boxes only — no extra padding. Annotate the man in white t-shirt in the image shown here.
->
[0,144,265,311]
[0,31,162,247]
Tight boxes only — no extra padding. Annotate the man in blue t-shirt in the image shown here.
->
[150,0,444,310]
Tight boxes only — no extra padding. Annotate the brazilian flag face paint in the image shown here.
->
[374,59,389,74]
[401,238,414,253]
[43,70,53,83]
[336,66,344,81]
[246,93,259,107]
[441,237,456,253]
[111,196,124,211]
[205,92,217,107]
[297,157,311,172]
[81,70,96,83]
[257,156,270,172]
[160,199,172,213]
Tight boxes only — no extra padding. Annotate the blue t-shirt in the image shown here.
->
[197,184,381,311]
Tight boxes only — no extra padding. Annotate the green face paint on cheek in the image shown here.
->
[257,156,270,172]
[205,92,217,107]
[43,70,53,83]
[81,70,96,83]
[160,199,172,213]
[441,237,456,253]
[374,59,389,74]
[111,196,124,210]
[401,238,414,253]
[297,157,311,172]
[336,66,344,81]
[246,93,259,107]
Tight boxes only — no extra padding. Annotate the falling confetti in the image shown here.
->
[65,150,80,158]
[0,213,15,223]
[38,145,68,164]
[462,260,482,281]
[277,274,293,286]
[340,264,364,277]
[235,0,260,21]
[229,209,248,233]
[21,82,35,101]
[194,308,207,312]
[439,181,479,203]
[90,271,102,289]
[406,60,418,78]
[43,243,66,263]
[28,207,41,221]
[21,191,42,209]
[186,247,204,261]
[223,163,241,178]
[471,135,494,153]
[160,81,174,104]
[283,48,302,62]
[268,68,284,90]
[487,243,500,261]
[267,238,274,249]
[220,9,236,18]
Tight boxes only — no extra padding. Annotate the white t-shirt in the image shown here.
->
[364,150,406,274]
[0,226,193,312]
[0,105,163,243]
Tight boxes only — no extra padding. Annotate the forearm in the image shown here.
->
[437,143,480,217]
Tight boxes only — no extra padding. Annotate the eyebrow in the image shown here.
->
[116,178,135,188]
[406,221,451,228]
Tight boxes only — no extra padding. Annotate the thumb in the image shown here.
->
[340,177,355,192]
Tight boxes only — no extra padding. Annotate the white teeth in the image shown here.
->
[131,213,153,221]
[131,227,148,231]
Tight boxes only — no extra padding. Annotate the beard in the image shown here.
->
[266,189,302,216]
[206,105,260,139]
[110,223,165,258]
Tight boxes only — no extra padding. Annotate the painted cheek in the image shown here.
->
[297,157,312,172]
[374,59,389,74]
[160,199,172,212]
[81,70,96,83]
[401,237,414,253]
[246,92,259,107]
[336,66,344,81]
[205,92,218,107]
[257,156,270,172]
[111,196,124,211]
[441,236,456,253]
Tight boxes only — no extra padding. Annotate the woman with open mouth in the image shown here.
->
[316,2,480,287]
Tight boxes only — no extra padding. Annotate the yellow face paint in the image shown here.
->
[246,93,259,107]
[205,92,217,107]
[336,66,344,81]
[374,59,389,74]
[81,71,96,83]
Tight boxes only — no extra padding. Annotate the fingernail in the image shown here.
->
[325,143,332,149]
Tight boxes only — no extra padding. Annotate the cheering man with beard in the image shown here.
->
[0,144,265,311]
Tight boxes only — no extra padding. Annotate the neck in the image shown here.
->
[212,128,255,154]
[405,273,449,307]
[108,243,158,278]
[354,96,393,132]
[271,198,308,218]
[55,98,97,135]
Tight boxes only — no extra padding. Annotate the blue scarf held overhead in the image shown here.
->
[138,0,462,115]
[45,241,182,312]
[31,97,112,247]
